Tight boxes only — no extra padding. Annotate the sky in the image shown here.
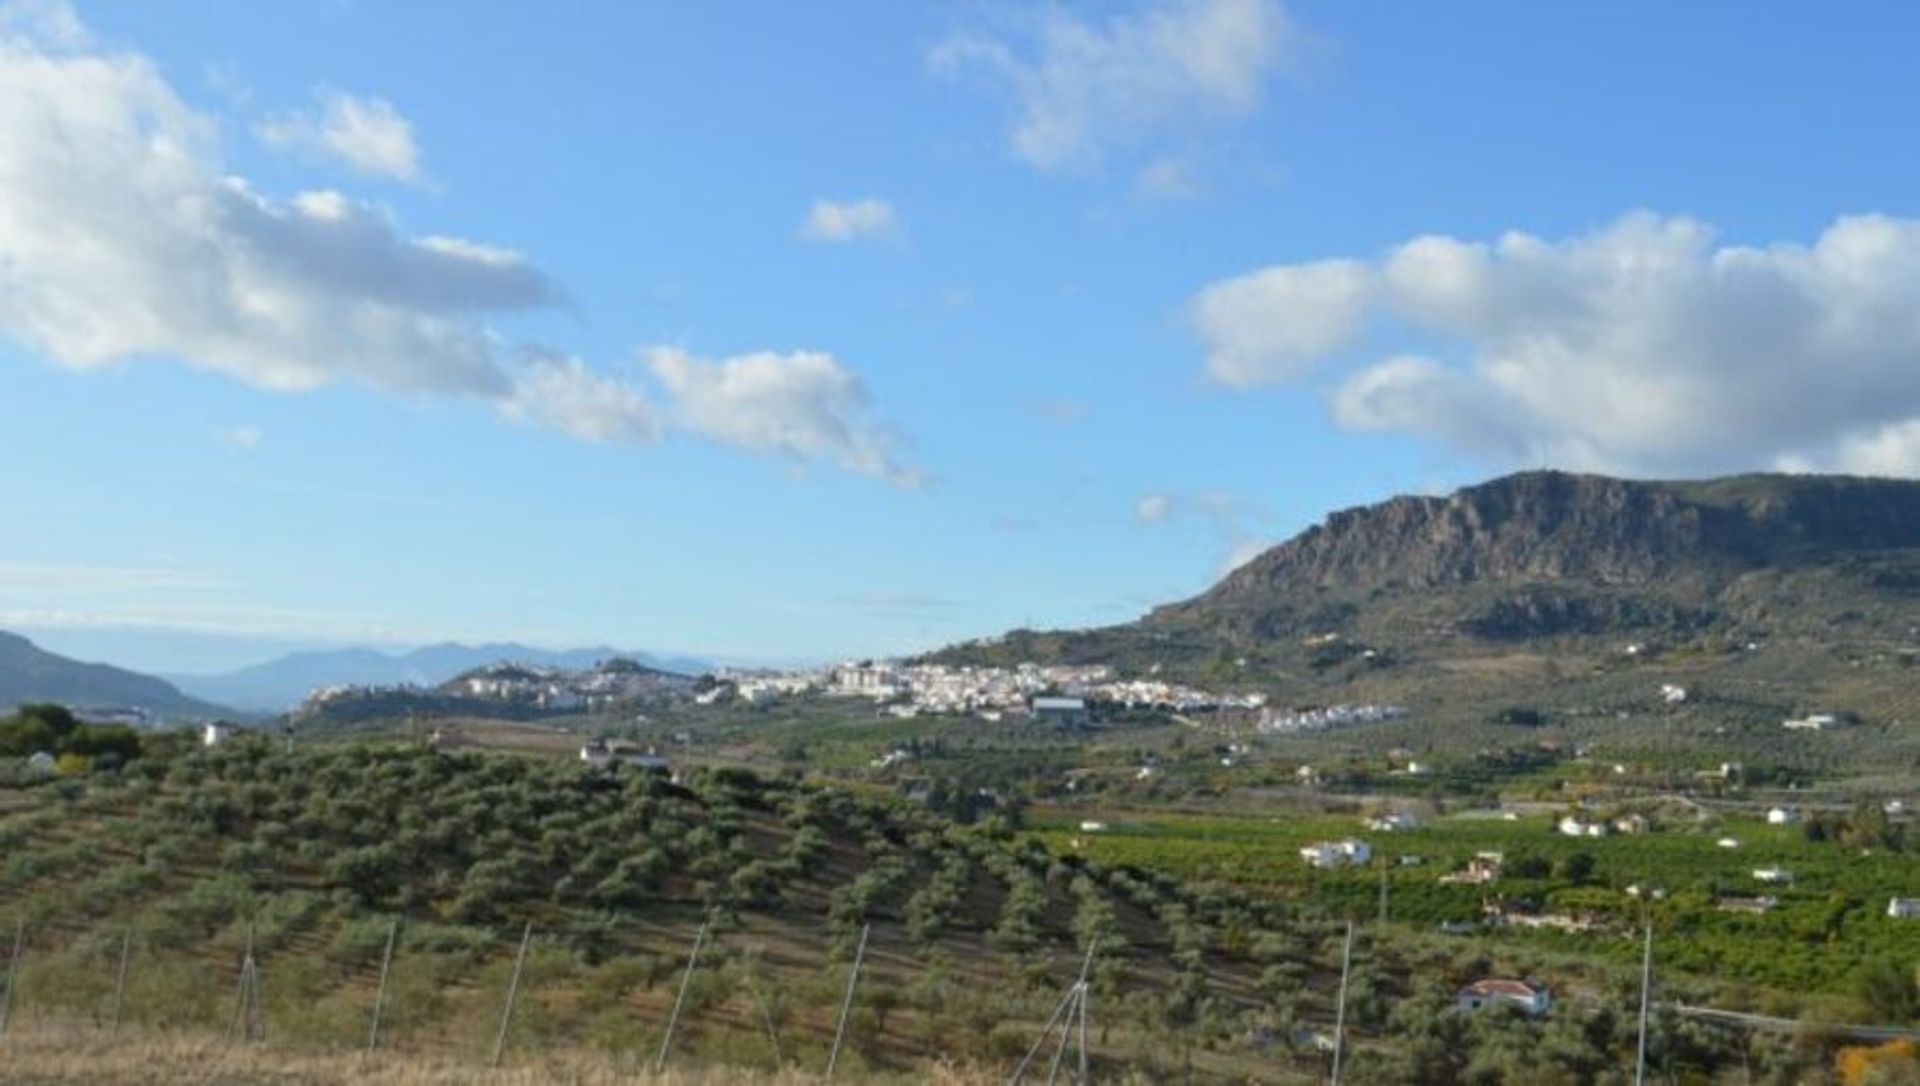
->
[3,0,1920,673]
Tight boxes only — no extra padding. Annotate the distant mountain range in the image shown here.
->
[168,642,713,712]
[0,631,228,720]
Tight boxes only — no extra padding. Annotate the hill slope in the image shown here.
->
[171,642,711,712]
[928,471,1920,729]
[0,631,228,719]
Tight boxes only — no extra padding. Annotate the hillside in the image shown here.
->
[171,642,712,712]
[0,632,228,720]
[927,471,1920,733]
[0,738,1799,1082]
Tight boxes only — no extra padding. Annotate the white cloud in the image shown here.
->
[500,354,663,446]
[1136,155,1205,199]
[1135,493,1172,522]
[0,7,916,485]
[1191,259,1372,385]
[931,0,1291,172]
[644,347,918,486]
[1193,211,1920,477]
[258,88,423,183]
[799,198,898,243]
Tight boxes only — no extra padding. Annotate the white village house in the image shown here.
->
[1889,898,1920,919]
[578,740,668,772]
[1366,811,1418,832]
[1457,979,1552,1016]
[1300,839,1371,869]
[1766,807,1801,826]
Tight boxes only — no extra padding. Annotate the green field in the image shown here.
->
[1030,806,1920,996]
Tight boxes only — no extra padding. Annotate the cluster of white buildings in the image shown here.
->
[305,658,694,716]
[1257,703,1408,735]
[712,660,1264,718]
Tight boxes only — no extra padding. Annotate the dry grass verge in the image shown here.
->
[0,1022,991,1085]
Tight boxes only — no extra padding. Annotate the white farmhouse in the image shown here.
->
[1766,807,1800,826]
[1456,979,1551,1016]
[1558,816,1610,838]
[1889,898,1920,919]
[1300,839,1371,869]
[202,722,234,747]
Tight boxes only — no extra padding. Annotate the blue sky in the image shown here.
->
[3,1,1919,673]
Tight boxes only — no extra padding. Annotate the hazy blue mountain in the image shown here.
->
[169,642,711,712]
[0,631,230,720]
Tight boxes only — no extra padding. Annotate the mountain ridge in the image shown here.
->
[0,631,230,719]
[168,641,713,712]
[924,471,1920,718]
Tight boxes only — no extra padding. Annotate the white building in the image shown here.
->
[1558,816,1610,838]
[1784,712,1847,732]
[1366,811,1418,832]
[579,740,668,772]
[1456,979,1551,1016]
[202,723,234,747]
[1766,807,1800,826]
[1300,839,1372,869]
[1752,867,1795,885]
[1079,821,1108,833]
[1888,898,1920,919]
[1660,684,1689,704]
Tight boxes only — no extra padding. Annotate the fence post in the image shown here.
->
[490,921,534,1070]
[0,918,23,1034]
[825,922,870,1079]
[366,918,399,1055]
[108,926,133,1038]
[653,920,709,1073]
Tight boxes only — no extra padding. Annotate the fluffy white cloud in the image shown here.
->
[0,6,916,485]
[645,347,918,486]
[799,198,898,243]
[258,88,423,182]
[931,0,1291,172]
[1135,493,1172,522]
[1194,211,1920,477]
[1192,259,1371,385]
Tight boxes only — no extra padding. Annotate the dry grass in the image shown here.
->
[0,1022,992,1085]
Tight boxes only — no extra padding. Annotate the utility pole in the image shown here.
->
[825,922,870,1079]
[1330,920,1355,1086]
[490,921,533,1070]
[108,926,133,1038]
[1635,914,1655,1086]
[654,920,708,1073]
[366,919,399,1055]
[1009,941,1097,1086]
[1377,861,1389,926]
[0,919,23,1035]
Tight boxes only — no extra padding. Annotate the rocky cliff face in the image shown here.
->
[1147,471,1920,641]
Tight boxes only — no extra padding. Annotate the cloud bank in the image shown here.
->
[1192,211,1920,477]
[0,5,914,484]
[931,0,1291,173]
